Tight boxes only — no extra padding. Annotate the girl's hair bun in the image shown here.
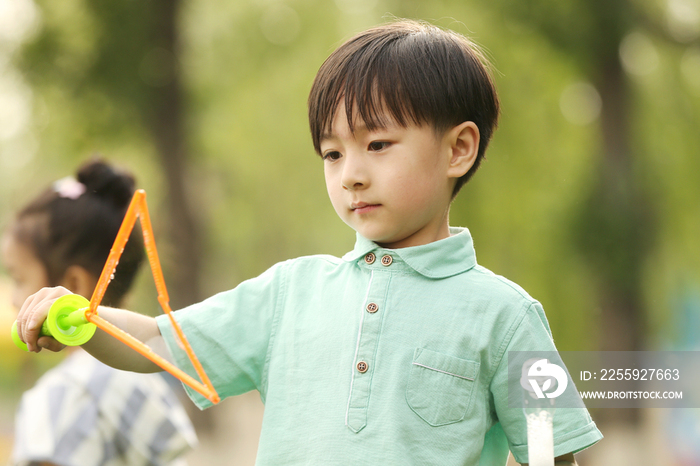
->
[77,158,136,209]
[11,157,144,307]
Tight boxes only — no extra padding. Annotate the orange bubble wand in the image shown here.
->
[88,189,219,404]
[11,189,220,404]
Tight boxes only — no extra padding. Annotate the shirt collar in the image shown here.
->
[342,227,478,279]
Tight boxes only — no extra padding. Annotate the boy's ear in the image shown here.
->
[446,121,480,179]
[60,265,97,298]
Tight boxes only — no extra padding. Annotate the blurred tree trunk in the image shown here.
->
[592,52,651,353]
[580,48,653,425]
[146,0,202,310]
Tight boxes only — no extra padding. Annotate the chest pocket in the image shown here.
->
[405,348,480,426]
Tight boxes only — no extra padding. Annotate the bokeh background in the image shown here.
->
[0,0,699,464]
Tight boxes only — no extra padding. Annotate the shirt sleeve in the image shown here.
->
[489,301,603,463]
[156,260,285,409]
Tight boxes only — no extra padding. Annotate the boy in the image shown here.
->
[16,20,602,465]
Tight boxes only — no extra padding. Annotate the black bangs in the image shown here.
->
[308,19,499,193]
[341,32,423,135]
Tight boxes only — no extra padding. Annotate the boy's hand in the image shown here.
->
[16,286,73,353]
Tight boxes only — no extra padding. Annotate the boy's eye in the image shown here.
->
[368,141,390,152]
[322,151,342,161]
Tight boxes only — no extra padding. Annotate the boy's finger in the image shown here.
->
[16,294,41,347]
[23,298,53,352]
[37,336,66,352]
[16,292,43,340]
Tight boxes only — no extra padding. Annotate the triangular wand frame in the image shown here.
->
[84,189,219,404]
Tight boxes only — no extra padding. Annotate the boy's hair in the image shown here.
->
[308,19,500,196]
[9,158,144,307]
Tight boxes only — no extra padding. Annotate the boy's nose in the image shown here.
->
[340,153,368,190]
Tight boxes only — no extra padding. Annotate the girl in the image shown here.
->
[2,159,198,466]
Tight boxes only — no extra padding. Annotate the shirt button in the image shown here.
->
[364,253,376,265]
[366,302,379,314]
[356,361,369,373]
[381,255,393,266]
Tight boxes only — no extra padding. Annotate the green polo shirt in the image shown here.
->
[156,227,602,465]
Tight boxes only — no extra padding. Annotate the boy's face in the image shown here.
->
[320,103,465,249]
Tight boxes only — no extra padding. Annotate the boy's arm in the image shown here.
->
[520,453,577,465]
[16,286,165,373]
[81,306,166,373]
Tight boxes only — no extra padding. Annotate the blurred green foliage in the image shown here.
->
[0,0,698,394]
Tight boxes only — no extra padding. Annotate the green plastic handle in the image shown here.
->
[10,294,96,352]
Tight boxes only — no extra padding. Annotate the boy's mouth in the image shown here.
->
[351,202,381,214]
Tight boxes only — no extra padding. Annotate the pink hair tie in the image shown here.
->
[53,177,86,200]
